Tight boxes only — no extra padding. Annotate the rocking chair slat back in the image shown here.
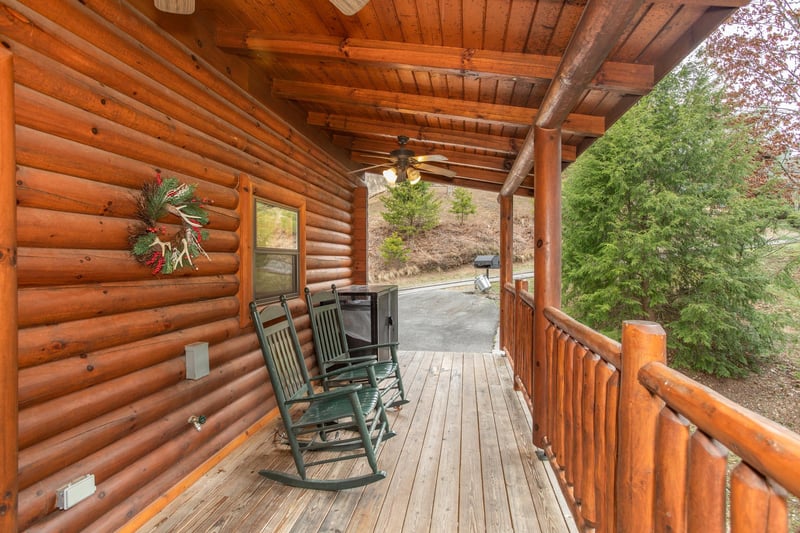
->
[253,303,309,406]
[305,285,408,407]
[306,292,349,367]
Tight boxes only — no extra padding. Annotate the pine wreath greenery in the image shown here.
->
[130,173,211,275]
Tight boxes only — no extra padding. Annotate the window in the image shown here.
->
[238,175,306,320]
[254,200,299,301]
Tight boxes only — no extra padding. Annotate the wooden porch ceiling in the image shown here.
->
[141,0,746,196]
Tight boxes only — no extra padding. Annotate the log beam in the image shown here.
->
[216,31,654,95]
[272,80,605,137]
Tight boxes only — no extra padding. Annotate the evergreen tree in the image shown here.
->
[562,62,787,377]
[380,233,409,264]
[449,187,478,224]
[380,181,440,237]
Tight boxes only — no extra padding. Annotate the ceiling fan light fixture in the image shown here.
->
[382,167,397,186]
[328,0,370,16]
[407,167,421,185]
[154,0,195,14]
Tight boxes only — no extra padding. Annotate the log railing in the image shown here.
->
[503,283,800,532]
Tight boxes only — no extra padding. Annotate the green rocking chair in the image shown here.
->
[305,285,409,408]
[249,296,394,490]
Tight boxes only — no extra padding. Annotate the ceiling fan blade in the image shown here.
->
[154,0,195,14]
[414,154,448,163]
[416,163,457,177]
[347,162,392,174]
[329,0,370,15]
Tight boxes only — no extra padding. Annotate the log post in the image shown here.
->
[499,195,513,352]
[350,185,368,284]
[532,125,561,447]
[615,320,666,532]
[0,47,18,532]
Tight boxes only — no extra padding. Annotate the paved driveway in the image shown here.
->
[397,288,499,352]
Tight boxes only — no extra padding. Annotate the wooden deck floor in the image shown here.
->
[138,351,575,532]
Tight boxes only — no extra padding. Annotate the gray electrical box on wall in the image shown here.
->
[185,341,209,379]
[56,474,96,510]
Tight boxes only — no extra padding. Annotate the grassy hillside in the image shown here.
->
[367,184,535,284]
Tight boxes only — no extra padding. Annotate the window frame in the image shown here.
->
[239,175,306,322]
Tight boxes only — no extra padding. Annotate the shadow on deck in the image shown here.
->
[139,351,576,532]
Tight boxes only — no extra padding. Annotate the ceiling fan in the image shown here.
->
[352,136,457,186]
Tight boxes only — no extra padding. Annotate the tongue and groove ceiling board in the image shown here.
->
[139,0,747,195]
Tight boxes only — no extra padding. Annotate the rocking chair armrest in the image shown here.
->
[347,342,399,354]
[312,361,378,382]
[325,354,376,366]
[285,383,363,405]
[348,342,400,364]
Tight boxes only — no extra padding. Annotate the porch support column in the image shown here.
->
[0,47,18,532]
[532,125,561,447]
[351,186,369,284]
[499,194,513,352]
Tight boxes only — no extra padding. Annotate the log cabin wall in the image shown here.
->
[0,1,363,530]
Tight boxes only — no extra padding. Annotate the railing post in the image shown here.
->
[512,279,529,393]
[0,47,18,533]
[499,195,513,352]
[615,321,666,533]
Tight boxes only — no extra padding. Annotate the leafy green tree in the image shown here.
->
[449,187,478,224]
[380,233,409,264]
[380,181,440,237]
[562,62,787,377]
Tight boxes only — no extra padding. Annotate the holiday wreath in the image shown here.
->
[130,173,210,275]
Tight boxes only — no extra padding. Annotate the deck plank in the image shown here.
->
[459,353,486,532]
[475,353,515,532]
[324,350,429,532]
[138,351,574,532]
[430,352,463,532]
[402,351,453,532]
[485,354,541,533]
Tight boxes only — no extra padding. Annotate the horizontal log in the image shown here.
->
[14,50,354,215]
[1,3,356,202]
[18,332,260,449]
[16,206,238,252]
[305,278,354,295]
[306,226,352,246]
[16,248,238,286]
[19,359,182,451]
[18,368,270,529]
[18,296,239,368]
[14,128,239,210]
[19,350,265,489]
[15,86,241,188]
[16,166,240,230]
[306,267,353,284]
[639,361,800,497]
[306,241,352,256]
[75,0,357,188]
[83,397,275,532]
[306,256,352,270]
[18,318,243,408]
[17,275,239,328]
[306,209,353,230]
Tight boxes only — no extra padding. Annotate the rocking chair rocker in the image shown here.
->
[250,296,394,490]
[305,285,408,408]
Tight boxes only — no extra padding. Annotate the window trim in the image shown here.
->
[239,175,306,323]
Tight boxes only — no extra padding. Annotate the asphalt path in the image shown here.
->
[397,287,500,353]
